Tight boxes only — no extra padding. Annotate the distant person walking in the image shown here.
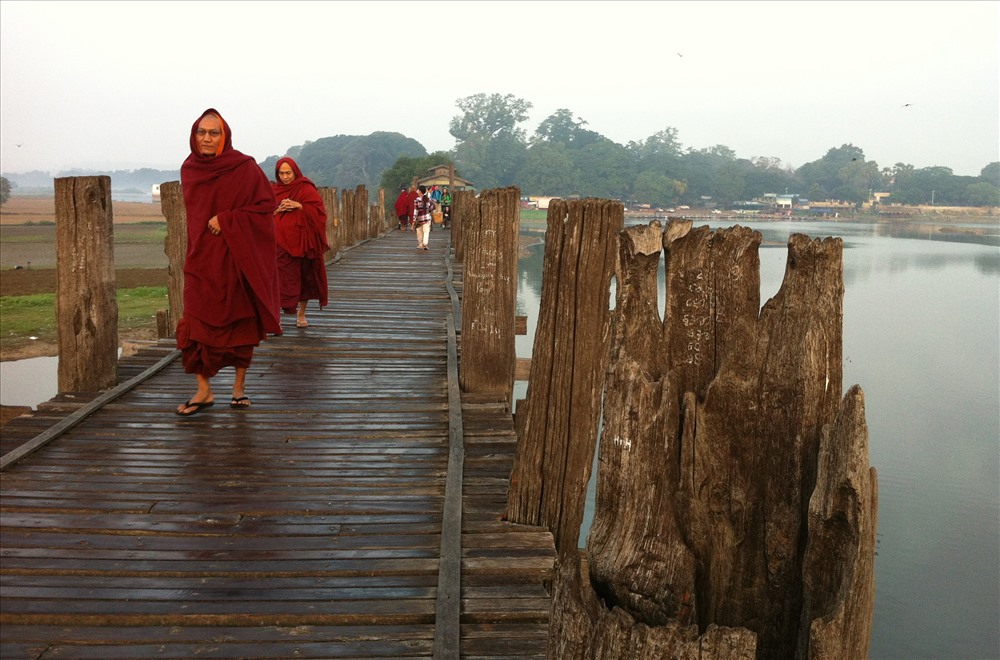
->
[412,185,435,250]
[406,184,419,231]
[175,108,281,416]
[440,186,452,228]
[394,186,410,230]
[272,157,329,329]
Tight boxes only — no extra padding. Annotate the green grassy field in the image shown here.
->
[0,286,167,356]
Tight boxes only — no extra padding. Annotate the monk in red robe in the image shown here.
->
[272,157,329,328]
[175,108,281,416]
[393,186,410,230]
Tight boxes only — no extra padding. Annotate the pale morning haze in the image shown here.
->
[1,0,997,177]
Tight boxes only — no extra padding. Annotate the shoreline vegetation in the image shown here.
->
[1,194,997,362]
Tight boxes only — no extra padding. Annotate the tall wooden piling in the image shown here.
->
[341,185,369,245]
[342,188,356,247]
[544,220,876,659]
[318,187,340,259]
[159,181,186,335]
[452,189,475,263]
[458,186,520,402]
[373,188,386,236]
[506,198,623,554]
[354,185,370,241]
[54,176,118,392]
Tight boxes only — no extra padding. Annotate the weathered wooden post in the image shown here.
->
[159,181,186,336]
[452,189,475,263]
[354,185,369,242]
[341,188,355,248]
[318,186,339,260]
[546,220,877,659]
[459,186,520,403]
[374,187,386,235]
[506,198,623,554]
[54,176,118,392]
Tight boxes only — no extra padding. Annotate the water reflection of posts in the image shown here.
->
[54,175,119,392]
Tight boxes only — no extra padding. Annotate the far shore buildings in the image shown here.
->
[414,164,473,192]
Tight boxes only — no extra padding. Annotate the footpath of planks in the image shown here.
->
[0,227,556,659]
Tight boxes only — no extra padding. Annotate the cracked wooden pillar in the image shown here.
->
[354,184,369,243]
[54,175,118,392]
[159,180,186,337]
[341,188,355,248]
[459,186,520,403]
[549,221,877,659]
[318,186,339,259]
[374,187,386,236]
[452,189,474,263]
[506,198,623,555]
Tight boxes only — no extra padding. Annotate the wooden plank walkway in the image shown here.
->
[0,228,555,659]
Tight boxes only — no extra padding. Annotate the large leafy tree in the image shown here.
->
[572,138,635,199]
[966,182,1000,206]
[743,157,798,199]
[532,109,602,150]
[629,128,683,161]
[835,159,883,204]
[632,170,685,208]
[379,152,454,193]
[674,146,735,204]
[630,128,685,188]
[450,93,532,190]
[292,132,425,190]
[712,160,749,206]
[449,93,532,143]
[979,162,1000,185]
[518,142,575,196]
[0,176,11,206]
[890,165,963,205]
[796,144,868,200]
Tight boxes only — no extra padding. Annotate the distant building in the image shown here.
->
[528,196,558,210]
[151,184,161,202]
[414,164,473,191]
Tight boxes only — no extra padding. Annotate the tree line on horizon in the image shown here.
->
[3,93,998,209]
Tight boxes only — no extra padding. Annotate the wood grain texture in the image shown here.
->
[1,225,556,658]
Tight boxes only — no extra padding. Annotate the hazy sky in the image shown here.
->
[1,1,997,177]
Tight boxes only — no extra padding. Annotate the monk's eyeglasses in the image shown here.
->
[196,129,222,138]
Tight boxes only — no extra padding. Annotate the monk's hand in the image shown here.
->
[208,216,221,235]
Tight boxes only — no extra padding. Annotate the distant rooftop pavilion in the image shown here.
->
[414,164,473,191]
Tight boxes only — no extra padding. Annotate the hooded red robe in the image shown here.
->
[272,157,329,310]
[177,108,282,377]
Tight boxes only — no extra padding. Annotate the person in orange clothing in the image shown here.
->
[272,157,329,329]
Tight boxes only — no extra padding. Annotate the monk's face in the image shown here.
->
[277,163,295,184]
[195,115,223,157]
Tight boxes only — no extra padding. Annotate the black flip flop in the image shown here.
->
[176,400,214,416]
[230,396,252,409]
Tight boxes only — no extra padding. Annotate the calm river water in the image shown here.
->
[2,218,997,657]
[513,218,999,659]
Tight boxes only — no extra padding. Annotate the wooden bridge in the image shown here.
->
[2,180,879,658]
[0,226,556,659]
